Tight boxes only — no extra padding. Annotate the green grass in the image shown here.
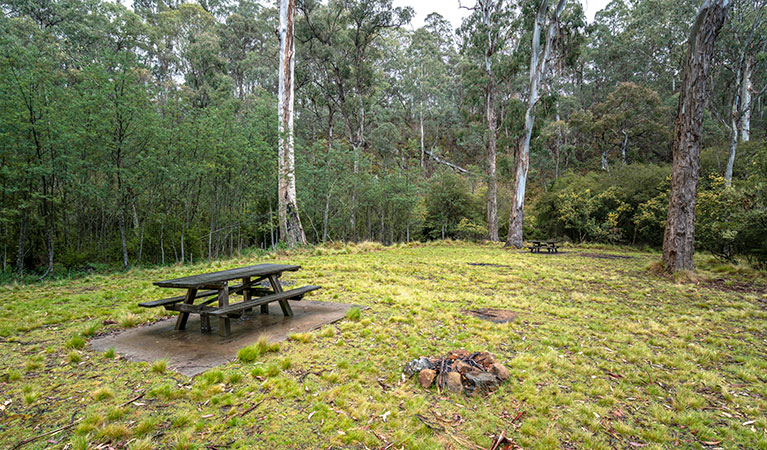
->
[1,241,766,449]
[237,337,280,362]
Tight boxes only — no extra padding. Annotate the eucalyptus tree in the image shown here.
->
[506,0,568,248]
[459,0,519,241]
[709,0,767,185]
[663,0,731,272]
[277,0,307,246]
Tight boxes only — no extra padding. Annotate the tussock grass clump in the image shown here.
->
[23,390,39,405]
[200,369,224,386]
[6,368,22,382]
[133,417,158,436]
[345,307,361,321]
[66,335,86,349]
[97,423,131,441]
[288,332,313,343]
[117,313,141,328]
[226,371,243,384]
[91,387,114,401]
[24,358,42,372]
[68,351,82,364]
[128,437,154,450]
[80,322,100,337]
[317,326,336,338]
[151,358,168,374]
[103,347,116,358]
[69,435,89,450]
[237,337,279,363]
[149,382,183,400]
[251,363,280,378]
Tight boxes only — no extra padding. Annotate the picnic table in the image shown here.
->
[139,264,320,337]
[528,240,560,253]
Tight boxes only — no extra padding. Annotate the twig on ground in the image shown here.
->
[239,397,270,417]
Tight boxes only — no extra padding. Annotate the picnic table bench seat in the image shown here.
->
[138,285,273,308]
[205,285,319,316]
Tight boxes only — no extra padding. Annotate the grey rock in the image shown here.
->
[403,357,434,377]
[464,370,501,392]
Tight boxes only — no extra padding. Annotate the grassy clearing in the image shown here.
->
[1,241,766,449]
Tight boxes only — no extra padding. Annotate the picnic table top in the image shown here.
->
[154,263,300,289]
[531,240,559,245]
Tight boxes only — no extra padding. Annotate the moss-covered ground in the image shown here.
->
[1,241,766,449]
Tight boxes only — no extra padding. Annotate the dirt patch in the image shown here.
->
[570,252,634,260]
[467,263,512,268]
[704,279,767,295]
[464,308,518,323]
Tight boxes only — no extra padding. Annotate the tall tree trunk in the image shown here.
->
[506,0,566,248]
[419,106,425,169]
[119,211,129,269]
[277,0,307,247]
[322,192,330,242]
[118,209,128,269]
[739,55,752,142]
[481,2,499,242]
[663,0,731,272]
[486,76,499,241]
[724,51,744,186]
[621,130,628,164]
[16,207,27,277]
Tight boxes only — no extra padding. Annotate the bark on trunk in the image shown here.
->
[119,211,129,269]
[481,3,499,242]
[506,0,566,248]
[419,107,425,169]
[16,207,27,277]
[739,55,752,142]
[486,79,499,241]
[724,49,744,186]
[663,0,731,272]
[277,0,307,247]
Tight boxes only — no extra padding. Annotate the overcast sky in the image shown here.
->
[391,0,612,30]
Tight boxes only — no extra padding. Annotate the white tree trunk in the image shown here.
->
[481,1,499,241]
[506,0,566,248]
[277,0,307,246]
[740,55,752,142]
[419,107,425,168]
[725,50,744,186]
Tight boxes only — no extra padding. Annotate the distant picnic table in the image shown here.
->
[528,240,560,253]
[140,264,320,337]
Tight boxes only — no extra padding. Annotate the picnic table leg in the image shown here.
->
[174,288,198,331]
[268,274,293,316]
[242,277,252,314]
[200,314,211,332]
[218,282,231,337]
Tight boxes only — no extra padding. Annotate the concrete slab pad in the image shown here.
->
[90,300,362,377]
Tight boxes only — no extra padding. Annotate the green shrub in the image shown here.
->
[455,218,488,241]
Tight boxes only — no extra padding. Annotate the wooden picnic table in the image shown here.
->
[528,240,560,253]
[140,264,320,337]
